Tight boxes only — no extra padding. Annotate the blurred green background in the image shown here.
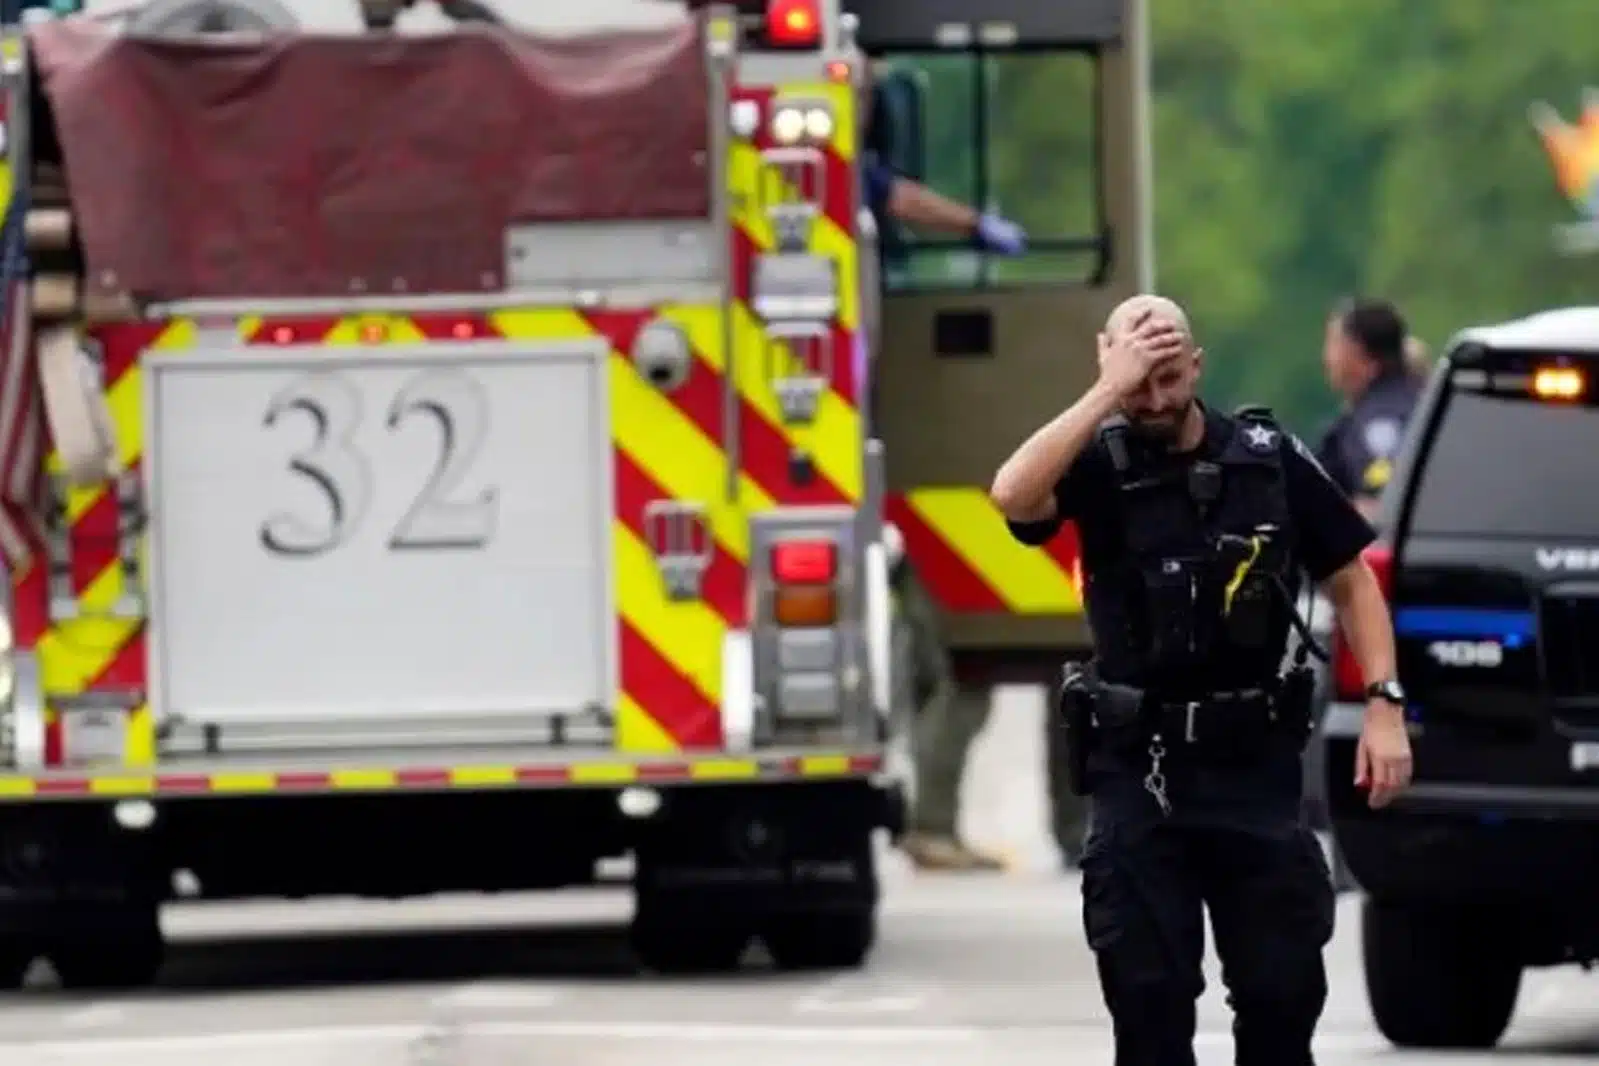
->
[882,0,1599,437]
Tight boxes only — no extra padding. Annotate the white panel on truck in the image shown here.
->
[143,339,615,727]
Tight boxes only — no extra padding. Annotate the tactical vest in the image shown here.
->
[1084,406,1301,694]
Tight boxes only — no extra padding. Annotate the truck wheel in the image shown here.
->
[764,905,875,971]
[1363,897,1520,1049]
[50,903,165,990]
[631,904,750,975]
[0,941,37,988]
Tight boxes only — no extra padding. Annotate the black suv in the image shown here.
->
[1323,308,1599,1051]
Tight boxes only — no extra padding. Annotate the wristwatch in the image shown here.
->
[1365,680,1406,707]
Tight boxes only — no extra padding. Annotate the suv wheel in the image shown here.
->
[1363,897,1521,1049]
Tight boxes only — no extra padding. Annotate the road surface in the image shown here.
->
[0,687,1593,1064]
[1,873,1595,1066]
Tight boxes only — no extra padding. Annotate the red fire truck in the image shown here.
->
[0,0,903,986]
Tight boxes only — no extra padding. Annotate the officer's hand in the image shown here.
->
[1354,705,1413,808]
[1096,315,1186,397]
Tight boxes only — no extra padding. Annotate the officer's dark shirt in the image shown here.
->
[863,152,896,221]
[862,151,911,276]
[1006,404,1375,831]
[1315,370,1421,499]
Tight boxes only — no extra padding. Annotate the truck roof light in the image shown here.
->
[766,0,821,49]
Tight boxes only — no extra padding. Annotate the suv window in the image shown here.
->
[1409,387,1599,537]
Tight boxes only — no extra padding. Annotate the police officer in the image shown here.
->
[1316,298,1421,520]
[990,295,1413,1065]
[878,524,996,870]
[861,81,1028,871]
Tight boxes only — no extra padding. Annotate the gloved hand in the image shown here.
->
[974,213,1027,256]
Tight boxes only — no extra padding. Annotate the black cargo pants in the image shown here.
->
[1080,755,1336,1066]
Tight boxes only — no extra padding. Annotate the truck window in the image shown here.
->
[871,50,1102,291]
[1409,385,1599,538]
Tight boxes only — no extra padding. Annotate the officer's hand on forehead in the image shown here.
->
[1096,294,1196,399]
[1106,295,1192,350]
[1100,295,1193,374]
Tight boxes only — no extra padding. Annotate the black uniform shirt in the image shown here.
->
[1008,404,1375,586]
[1315,371,1421,499]
[1006,404,1376,829]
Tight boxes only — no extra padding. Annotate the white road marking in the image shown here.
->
[0,1018,1398,1064]
[1,1020,985,1059]
[59,1004,129,1029]
[474,1021,979,1042]
[792,971,928,1015]
[429,982,564,1011]
[792,991,925,1014]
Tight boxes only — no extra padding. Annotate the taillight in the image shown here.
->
[765,0,821,48]
[771,538,837,626]
[772,539,835,584]
[1332,543,1393,700]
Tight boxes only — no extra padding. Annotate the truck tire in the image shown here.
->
[631,904,750,975]
[1362,897,1520,1049]
[764,905,875,970]
[50,903,164,990]
[0,941,37,988]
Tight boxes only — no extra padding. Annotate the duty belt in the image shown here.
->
[1149,687,1275,745]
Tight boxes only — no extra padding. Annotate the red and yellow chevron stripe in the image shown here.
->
[887,488,1084,615]
[11,300,864,769]
[731,78,860,340]
[0,751,883,802]
[9,68,864,781]
[729,79,862,491]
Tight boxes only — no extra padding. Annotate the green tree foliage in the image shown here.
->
[1149,0,1599,432]
[882,0,1599,437]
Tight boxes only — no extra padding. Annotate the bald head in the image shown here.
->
[1106,294,1192,342]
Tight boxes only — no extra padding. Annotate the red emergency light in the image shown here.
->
[766,0,821,48]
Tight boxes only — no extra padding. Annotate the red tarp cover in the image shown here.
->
[27,19,712,302]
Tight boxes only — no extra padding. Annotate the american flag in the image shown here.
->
[0,172,45,574]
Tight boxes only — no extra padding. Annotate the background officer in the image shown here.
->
[990,294,1412,1065]
[883,524,1001,870]
[861,139,1026,259]
[861,85,1026,871]
[1316,297,1422,519]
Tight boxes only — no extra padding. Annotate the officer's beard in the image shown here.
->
[1125,402,1193,446]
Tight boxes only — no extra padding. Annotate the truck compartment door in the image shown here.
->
[142,335,616,744]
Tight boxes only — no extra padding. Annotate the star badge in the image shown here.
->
[1243,424,1277,451]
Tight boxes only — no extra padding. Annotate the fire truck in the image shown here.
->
[0,0,1148,988]
[858,0,1151,686]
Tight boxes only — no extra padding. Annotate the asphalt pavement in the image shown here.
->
[0,686,1593,1065]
